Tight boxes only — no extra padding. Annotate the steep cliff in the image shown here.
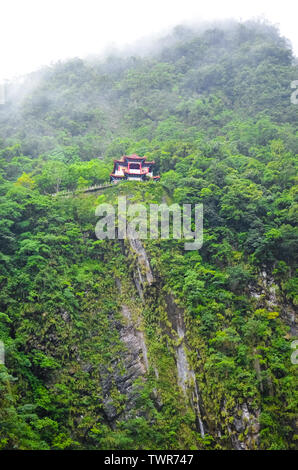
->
[0,20,297,450]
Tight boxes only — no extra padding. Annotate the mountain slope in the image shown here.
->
[0,20,297,450]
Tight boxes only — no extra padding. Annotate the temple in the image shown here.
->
[110,154,160,183]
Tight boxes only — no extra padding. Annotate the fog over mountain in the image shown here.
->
[0,17,297,451]
[1,0,298,81]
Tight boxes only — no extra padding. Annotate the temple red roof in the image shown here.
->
[110,154,160,183]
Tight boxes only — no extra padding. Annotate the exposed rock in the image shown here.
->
[82,363,93,373]
[165,293,205,437]
[127,226,154,297]
[60,310,71,322]
[120,304,148,373]
[100,290,149,423]
[119,236,263,448]
[225,402,260,450]
[250,270,297,336]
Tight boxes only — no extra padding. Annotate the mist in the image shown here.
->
[1,0,298,83]
[1,16,296,115]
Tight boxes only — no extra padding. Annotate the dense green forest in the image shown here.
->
[0,20,297,450]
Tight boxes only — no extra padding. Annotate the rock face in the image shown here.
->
[123,235,207,440]
[164,293,205,437]
[100,280,148,424]
[250,270,297,336]
[98,229,154,425]
[226,402,260,450]
[120,304,149,374]
[126,225,154,298]
[101,235,262,448]
[165,292,260,448]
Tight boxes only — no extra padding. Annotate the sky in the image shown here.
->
[0,0,297,81]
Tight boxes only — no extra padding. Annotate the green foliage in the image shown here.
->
[0,20,297,450]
